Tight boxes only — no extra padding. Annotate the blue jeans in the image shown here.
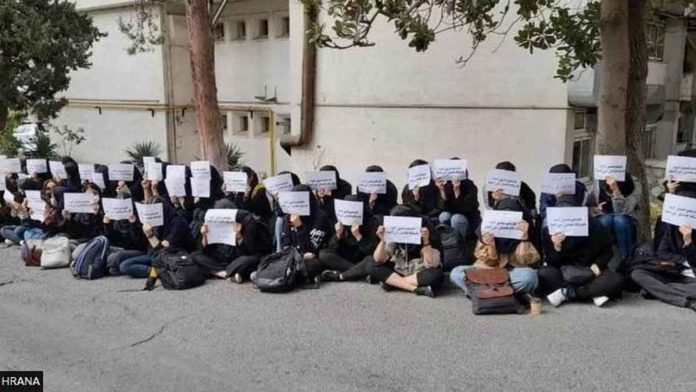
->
[23,228,47,241]
[596,214,635,260]
[119,254,153,278]
[450,265,538,295]
[438,212,469,240]
[1,225,26,244]
[274,216,284,252]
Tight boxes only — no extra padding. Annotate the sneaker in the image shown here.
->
[379,282,395,292]
[320,270,341,282]
[593,296,610,307]
[4,239,13,245]
[414,286,435,298]
[233,273,244,284]
[250,271,257,283]
[547,288,568,307]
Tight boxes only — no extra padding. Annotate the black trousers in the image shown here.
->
[192,251,260,279]
[341,256,376,281]
[370,261,444,289]
[630,269,696,308]
[538,265,624,299]
[306,249,359,279]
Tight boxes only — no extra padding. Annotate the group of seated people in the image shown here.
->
[1,151,694,313]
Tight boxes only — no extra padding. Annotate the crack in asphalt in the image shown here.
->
[113,316,186,351]
[0,279,26,288]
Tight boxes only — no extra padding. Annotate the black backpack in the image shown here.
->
[464,268,522,315]
[435,224,468,271]
[145,248,207,290]
[255,247,308,293]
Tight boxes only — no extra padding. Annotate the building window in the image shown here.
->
[573,111,585,130]
[231,20,246,41]
[572,137,593,179]
[278,16,290,38]
[643,124,658,159]
[257,19,269,39]
[213,22,225,42]
[221,114,228,131]
[232,114,249,135]
[647,22,665,60]
[262,116,271,133]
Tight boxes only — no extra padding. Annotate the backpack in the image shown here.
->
[435,224,468,271]
[255,247,308,293]
[70,236,110,280]
[145,248,206,290]
[21,239,43,267]
[464,268,522,315]
[40,236,73,269]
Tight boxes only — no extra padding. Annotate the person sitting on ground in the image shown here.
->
[319,195,381,283]
[369,205,443,297]
[539,196,623,308]
[539,164,587,226]
[449,198,539,296]
[629,189,696,312]
[401,159,441,224]
[436,159,480,241]
[270,171,301,252]
[224,166,272,223]
[484,161,537,215]
[356,165,398,218]
[189,165,224,249]
[192,200,273,283]
[586,171,641,263]
[315,165,352,223]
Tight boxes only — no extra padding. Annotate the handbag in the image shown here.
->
[40,236,72,269]
[464,268,521,315]
[561,265,595,285]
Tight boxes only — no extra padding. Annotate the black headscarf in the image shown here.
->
[278,170,301,186]
[319,165,352,199]
[292,184,319,226]
[358,165,398,217]
[491,198,529,254]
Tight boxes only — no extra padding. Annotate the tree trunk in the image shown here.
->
[0,104,8,132]
[625,0,651,242]
[597,0,629,155]
[185,0,227,169]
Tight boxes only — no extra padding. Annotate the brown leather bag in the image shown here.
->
[465,268,514,298]
[25,245,43,267]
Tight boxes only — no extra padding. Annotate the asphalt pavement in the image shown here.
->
[1,245,696,392]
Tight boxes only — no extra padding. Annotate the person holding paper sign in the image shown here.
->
[450,199,539,296]
[192,201,273,283]
[58,184,105,241]
[101,185,149,275]
[52,157,81,192]
[370,205,443,297]
[315,165,353,223]
[539,198,623,308]
[485,161,537,215]
[629,189,696,311]
[0,178,43,242]
[224,166,272,222]
[270,171,301,252]
[539,164,587,223]
[120,196,196,278]
[401,160,441,222]
[0,177,31,244]
[279,184,332,284]
[189,166,224,248]
[435,158,481,241]
[318,195,381,283]
[356,165,398,217]
[586,170,641,261]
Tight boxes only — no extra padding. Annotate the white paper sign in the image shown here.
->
[108,163,135,182]
[3,190,14,204]
[223,171,248,193]
[78,164,94,182]
[204,209,238,246]
[205,208,238,224]
[358,172,387,194]
[26,159,47,174]
[407,164,431,190]
[49,161,68,178]
[384,216,422,245]
[305,171,337,191]
[263,174,294,195]
[0,178,5,192]
[143,156,156,167]
[92,172,106,190]
[594,155,627,182]
[165,178,187,197]
[135,202,164,227]
[278,191,310,216]
[102,198,133,221]
[486,169,522,197]
[190,161,211,178]
[334,199,363,226]
[190,177,210,198]
[547,207,589,237]
[29,200,46,222]
[662,194,696,228]
[146,162,163,181]
[63,192,97,214]
[3,158,21,173]
[25,190,43,206]
[432,159,468,181]
[481,210,524,240]
[665,155,696,182]
[166,165,187,180]
[540,173,576,195]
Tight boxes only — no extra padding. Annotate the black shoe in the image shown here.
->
[320,270,342,282]
[233,273,244,284]
[414,286,435,298]
[687,300,696,312]
[380,282,395,292]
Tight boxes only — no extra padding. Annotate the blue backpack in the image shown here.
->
[70,236,110,279]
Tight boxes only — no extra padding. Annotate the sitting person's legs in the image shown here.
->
[119,254,153,278]
[612,214,635,260]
